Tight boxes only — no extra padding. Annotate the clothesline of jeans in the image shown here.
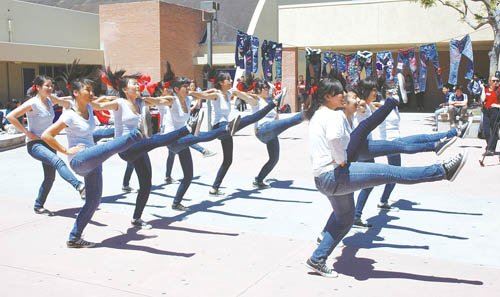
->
[217,20,490,51]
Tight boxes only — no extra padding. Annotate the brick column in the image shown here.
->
[282,47,299,112]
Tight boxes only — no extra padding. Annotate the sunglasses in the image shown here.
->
[492,80,499,83]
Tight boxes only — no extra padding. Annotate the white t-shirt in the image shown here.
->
[113,98,143,137]
[212,90,237,126]
[252,97,277,128]
[162,95,191,133]
[353,104,376,140]
[24,96,55,141]
[374,100,400,141]
[309,106,352,177]
[60,104,96,162]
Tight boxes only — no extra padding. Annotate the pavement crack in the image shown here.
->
[0,264,153,297]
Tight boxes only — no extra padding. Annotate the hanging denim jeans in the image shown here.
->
[306,48,322,89]
[275,43,283,80]
[235,30,247,68]
[322,51,335,78]
[419,43,443,92]
[334,53,347,74]
[245,35,259,74]
[376,51,394,81]
[357,50,373,78]
[346,53,360,88]
[262,40,278,81]
[449,34,474,85]
[397,48,420,92]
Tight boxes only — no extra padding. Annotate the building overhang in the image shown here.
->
[0,41,104,65]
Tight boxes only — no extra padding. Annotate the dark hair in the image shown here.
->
[304,78,344,120]
[101,67,140,98]
[253,78,268,94]
[454,85,463,91]
[354,77,378,100]
[27,75,52,97]
[214,72,231,90]
[171,76,192,91]
[57,59,99,97]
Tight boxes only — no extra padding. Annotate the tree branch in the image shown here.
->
[437,0,490,29]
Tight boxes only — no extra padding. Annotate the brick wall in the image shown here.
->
[100,1,162,80]
[99,1,205,83]
[159,2,204,80]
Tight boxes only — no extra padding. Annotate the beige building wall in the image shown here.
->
[0,0,100,49]
[0,1,104,104]
[278,0,492,47]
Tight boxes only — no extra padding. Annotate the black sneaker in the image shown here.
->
[458,121,471,138]
[67,238,96,248]
[353,218,372,228]
[34,207,54,216]
[305,258,338,278]
[396,73,408,104]
[483,150,495,157]
[139,105,153,138]
[202,150,216,158]
[77,183,86,200]
[253,179,271,189]
[131,218,152,229]
[164,177,179,185]
[122,185,134,193]
[186,110,204,136]
[226,115,241,136]
[172,203,190,212]
[209,188,225,196]
[316,232,324,245]
[434,136,458,155]
[377,202,392,211]
[442,151,468,182]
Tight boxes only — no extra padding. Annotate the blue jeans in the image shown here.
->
[211,101,277,189]
[68,130,142,241]
[380,154,401,204]
[275,43,283,80]
[397,48,419,91]
[376,51,394,81]
[119,127,189,162]
[173,148,193,204]
[256,138,279,183]
[483,107,500,151]
[449,34,474,85]
[358,129,456,161]
[165,149,176,178]
[346,53,360,88]
[168,125,228,154]
[235,30,247,68]
[70,129,142,177]
[419,43,443,92]
[123,162,134,187]
[255,112,303,144]
[354,129,456,218]
[131,153,152,219]
[347,98,399,162]
[262,40,278,81]
[357,52,373,78]
[92,127,115,143]
[434,107,448,127]
[311,162,445,262]
[190,143,205,154]
[69,166,102,241]
[27,140,82,209]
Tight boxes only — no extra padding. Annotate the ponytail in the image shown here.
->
[27,75,52,97]
[304,78,344,120]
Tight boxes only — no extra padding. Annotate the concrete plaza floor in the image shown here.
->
[0,112,499,296]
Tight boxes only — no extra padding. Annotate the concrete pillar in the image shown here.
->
[282,47,298,112]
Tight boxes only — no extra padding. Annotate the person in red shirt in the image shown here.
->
[482,76,500,155]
